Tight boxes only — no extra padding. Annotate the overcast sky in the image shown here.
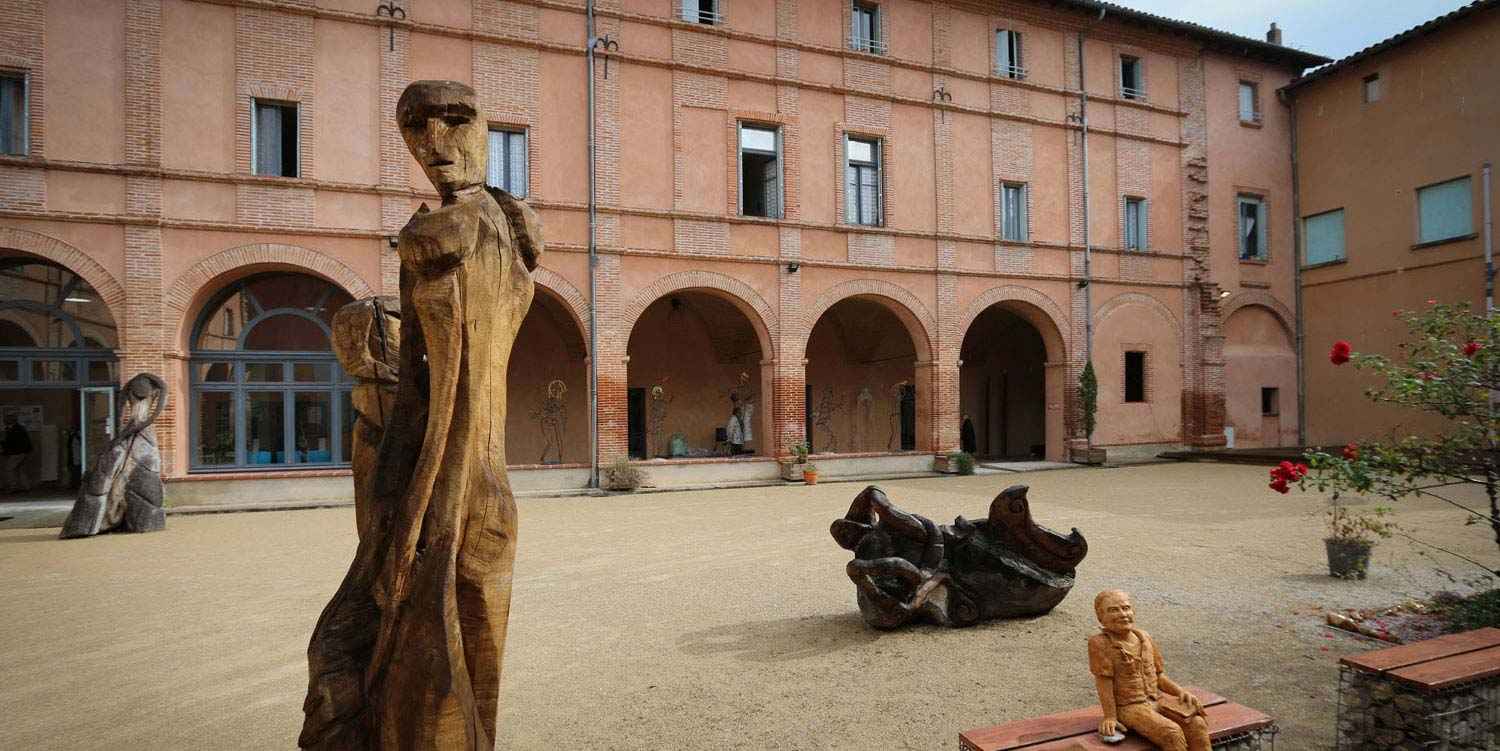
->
[1107,0,1473,62]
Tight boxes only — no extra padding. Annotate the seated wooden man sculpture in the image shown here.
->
[1088,590,1210,751]
[300,80,541,751]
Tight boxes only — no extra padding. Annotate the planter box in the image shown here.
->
[933,455,959,474]
[1336,627,1500,749]
[778,460,806,482]
[1073,447,1107,465]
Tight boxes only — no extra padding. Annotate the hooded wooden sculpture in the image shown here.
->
[59,372,167,538]
[300,80,542,750]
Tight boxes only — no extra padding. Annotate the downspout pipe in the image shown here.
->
[1079,12,1099,369]
[1484,160,1494,316]
[586,0,600,489]
[1285,88,1307,446]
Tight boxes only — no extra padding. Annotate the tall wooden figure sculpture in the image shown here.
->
[300,80,542,750]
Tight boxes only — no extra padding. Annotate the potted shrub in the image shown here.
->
[949,451,976,475]
[602,460,644,492]
[802,462,819,485]
[1075,361,1106,465]
[779,442,809,481]
[1276,453,1396,580]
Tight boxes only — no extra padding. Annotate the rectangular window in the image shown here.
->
[1124,351,1146,403]
[252,99,299,177]
[486,127,528,197]
[1417,177,1473,244]
[996,29,1024,79]
[1303,208,1345,265]
[1001,183,1029,242]
[1120,56,1144,100]
[1238,81,1260,123]
[247,391,287,465]
[1261,387,1279,416]
[1363,73,1381,103]
[850,2,884,54]
[1124,197,1147,251]
[196,391,236,466]
[739,124,781,219]
[844,135,881,226]
[294,391,332,464]
[0,72,27,156]
[679,0,721,25]
[1238,195,1267,260]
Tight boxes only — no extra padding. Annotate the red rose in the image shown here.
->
[1269,477,1289,494]
[1294,462,1309,479]
[1342,443,1359,461]
[1330,340,1352,365]
[1464,341,1482,357]
[1427,299,1437,305]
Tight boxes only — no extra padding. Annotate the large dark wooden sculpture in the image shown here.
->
[59,372,167,538]
[300,80,542,750]
[830,484,1087,629]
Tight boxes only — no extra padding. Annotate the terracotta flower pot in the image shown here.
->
[1325,538,1373,580]
[802,468,818,485]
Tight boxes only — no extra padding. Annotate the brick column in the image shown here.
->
[1178,57,1227,448]
[378,19,410,294]
[1063,32,1086,459]
[594,254,629,464]
[774,229,805,455]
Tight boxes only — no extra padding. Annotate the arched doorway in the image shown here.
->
[0,257,119,494]
[805,296,923,454]
[505,286,589,466]
[187,272,354,470]
[626,290,767,459]
[959,305,1048,460]
[1223,304,1296,448]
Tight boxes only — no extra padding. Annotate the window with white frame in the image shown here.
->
[1238,81,1260,123]
[1303,208,1345,265]
[252,99,299,177]
[844,135,881,226]
[1001,182,1029,242]
[0,71,27,156]
[850,2,884,54]
[996,29,1024,79]
[1417,177,1473,244]
[679,0,721,25]
[486,127,527,197]
[1237,195,1267,260]
[1363,73,1381,103]
[739,123,781,219]
[1124,196,1147,251]
[1120,55,1144,100]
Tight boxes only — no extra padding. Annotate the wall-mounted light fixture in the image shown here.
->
[386,235,399,249]
[1219,289,1232,299]
[591,34,620,79]
[787,261,800,273]
[1076,278,1089,289]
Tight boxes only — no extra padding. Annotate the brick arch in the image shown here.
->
[530,267,590,361]
[1221,291,1294,338]
[1093,291,1180,330]
[0,227,127,333]
[165,243,376,350]
[802,279,936,361]
[622,270,777,358]
[953,285,1070,363]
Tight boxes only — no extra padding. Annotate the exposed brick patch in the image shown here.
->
[936,240,956,270]
[592,253,628,464]
[991,83,1029,115]
[673,28,728,69]
[800,278,936,361]
[843,96,890,132]
[235,8,315,177]
[673,219,729,255]
[1176,54,1225,447]
[847,233,894,265]
[933,106,953,234]
[996,245,1033,274]
[378,28,410,194]
[473,0,538,38]
[236,184,315,227]
[126,175,162,217]
[776,46,800,79]
[162,243,376,347]
[0,166,44,210]
[122,225,169,469]
[593,15,621,210]
[1119,252,1151,280]
[125,0,162,167]
[844,58,891,95]
[992,118,1033,238]
[775,0,797,40]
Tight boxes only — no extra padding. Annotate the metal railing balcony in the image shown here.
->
[849,35,888,55]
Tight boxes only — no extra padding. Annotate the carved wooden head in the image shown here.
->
[397,80,487,197]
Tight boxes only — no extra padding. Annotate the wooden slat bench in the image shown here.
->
[960,687,1277,750]
[1336,627,1500,749]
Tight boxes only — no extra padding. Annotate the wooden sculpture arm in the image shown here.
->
[1095,676,1120,736]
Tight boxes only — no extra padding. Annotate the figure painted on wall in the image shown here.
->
[813,385,842,453]
[59,373,168,538]
[726,406,746,455]
[648,384,671,458]
[887,380,909,451]
[855,387,874,452]
[531,379,567,465]
[329,296,401,540]
[300,80,543,751]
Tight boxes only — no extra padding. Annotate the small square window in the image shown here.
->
[1120,56,1144,100]
[1417,177,1473,244]
[1238,195,1267,261]
[851,2,884,54]
[1261,387,1279,416]
[486,127,527,197]
[680,0,720,25]
[0,71,27,156]
[1124,197,1147,251]
[996,30,1024,79]
[845,135,881,226]
[1303,208,1345,265]
[739,124,781,219]
[1124,351,1146,403]
[1363,73,1381,103]
[1001,183,1029,242]
[252,100,299,177]
[1238,82,1260,123]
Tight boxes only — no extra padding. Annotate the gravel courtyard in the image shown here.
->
[2,463,1495,750]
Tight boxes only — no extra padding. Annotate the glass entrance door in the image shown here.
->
[80,386,115,472]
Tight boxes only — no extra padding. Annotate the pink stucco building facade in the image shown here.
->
[0,0,1324,502]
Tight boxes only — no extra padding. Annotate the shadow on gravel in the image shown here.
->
[0,532,58,545]
[676,612,879,662]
